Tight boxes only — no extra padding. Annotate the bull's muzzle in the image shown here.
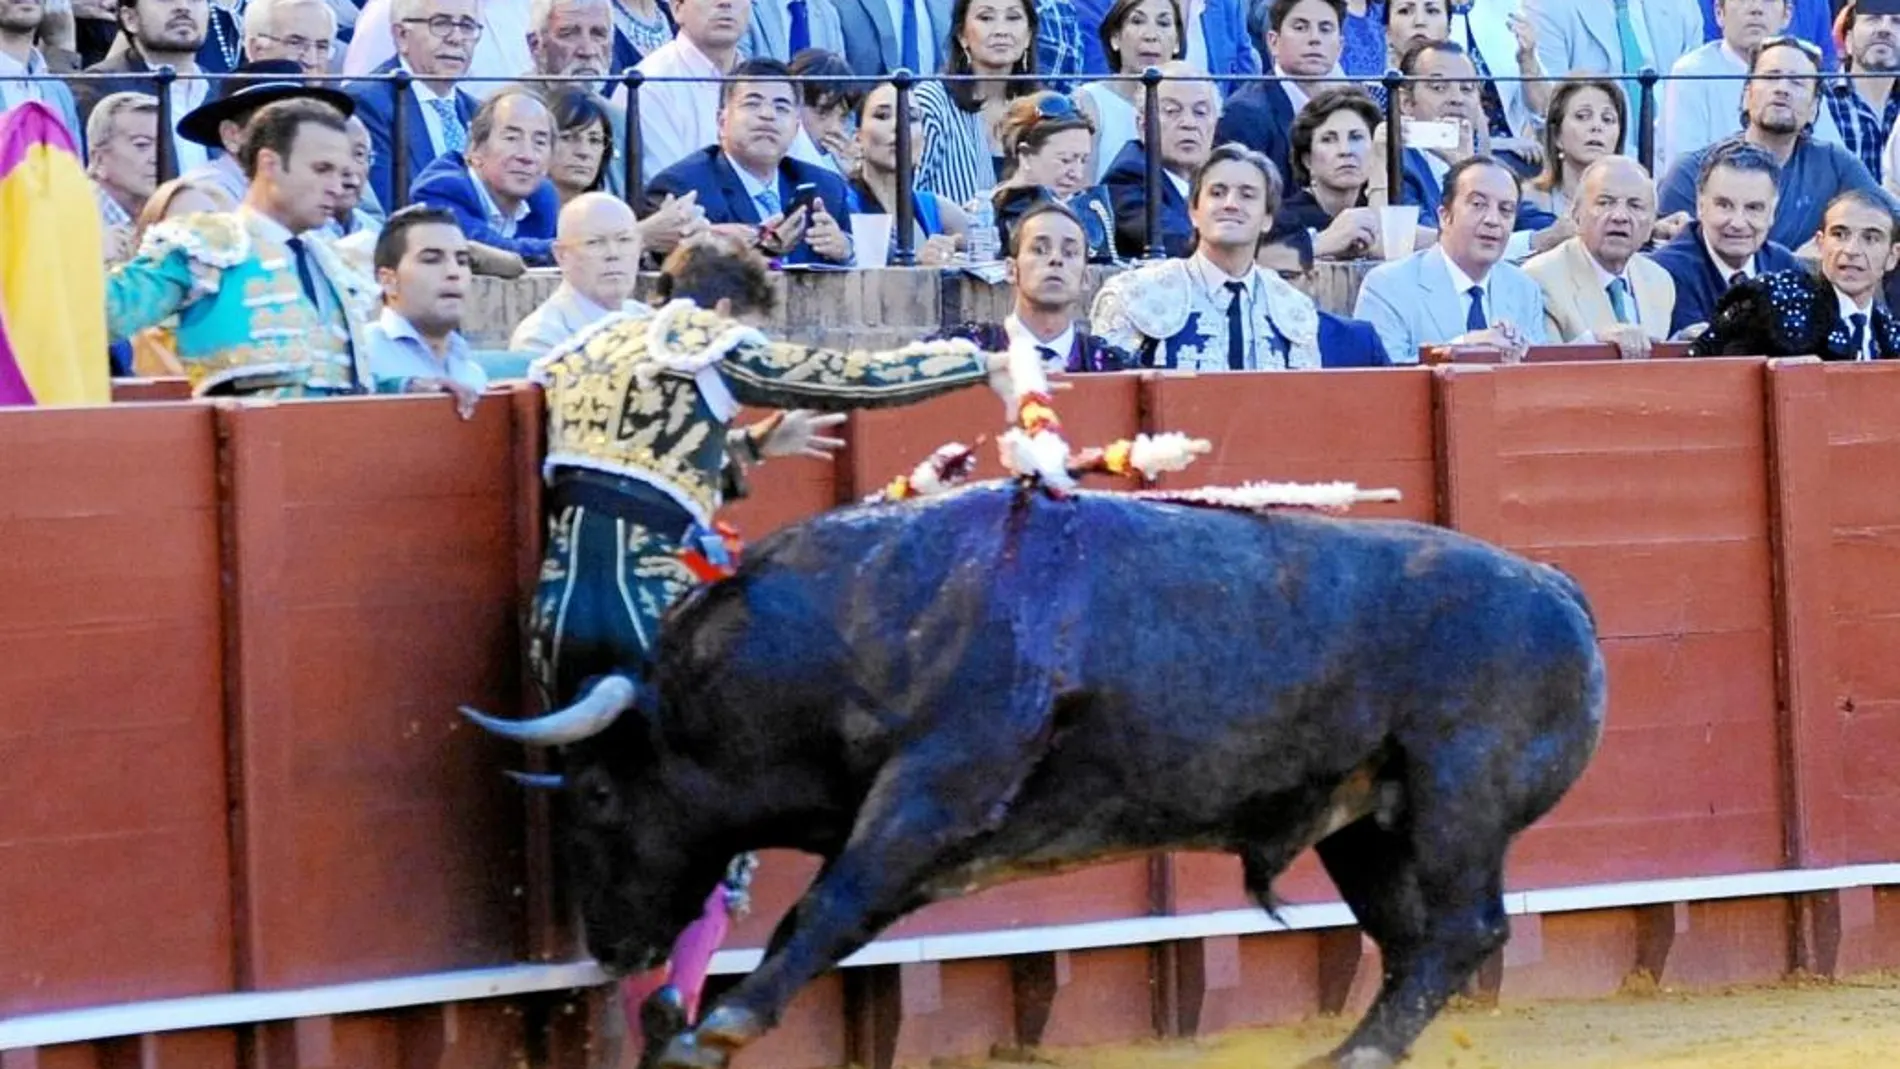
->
[461,674,637,746]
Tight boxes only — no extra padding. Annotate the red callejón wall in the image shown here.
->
[7,359,1900,1069]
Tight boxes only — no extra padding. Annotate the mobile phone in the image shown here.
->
[783,182,822,220]
[1403,119,1462,151]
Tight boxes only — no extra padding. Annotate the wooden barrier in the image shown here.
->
[15,362,1900,1067]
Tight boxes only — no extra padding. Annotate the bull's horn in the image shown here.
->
[460,675,638,746]
[504,770,567,790]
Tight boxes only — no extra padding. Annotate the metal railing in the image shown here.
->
[25,63,1877,265]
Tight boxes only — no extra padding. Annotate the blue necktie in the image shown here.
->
[899,0,920,72]
[1850,312,1869,360]
[430,97,467,155]
[1607,277,1633,324]
[1465,284,1486,332]
[788,0,811,54]
[1224,281,1247,369]
[1612,0,1645,146]
[285,235,320,308]
[756,186,781,219]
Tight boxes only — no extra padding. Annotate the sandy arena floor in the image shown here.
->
[969,972,1900,1068]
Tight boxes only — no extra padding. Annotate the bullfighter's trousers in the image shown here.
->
[529,470,754,1029]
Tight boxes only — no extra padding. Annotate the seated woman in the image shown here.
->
[543,85,615,206]
[847,81,968,266]
[993,92,1117,263]
[789,49,865,177]
[1279,87,1405,260]
[1073,0,1183,184]
[1523,79,1627,245]
[914,0,1041,206]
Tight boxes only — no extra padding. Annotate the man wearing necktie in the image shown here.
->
[1525,156,1677,358]
[1524,0,1704,155]
[1691,190,1900,359]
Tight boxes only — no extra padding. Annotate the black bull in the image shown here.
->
[468,484,1606,1069]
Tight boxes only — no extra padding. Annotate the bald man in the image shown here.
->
[1523,156,1678,359]
[510,192,653,355]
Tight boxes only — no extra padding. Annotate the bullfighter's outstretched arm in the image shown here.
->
[104,214,249,341]
[718,337,993,412]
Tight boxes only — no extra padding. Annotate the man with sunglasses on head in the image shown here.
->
[1659,35,1900,250]
[345,0,483,210]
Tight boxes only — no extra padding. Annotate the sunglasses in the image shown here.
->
[1032,93,1082,122]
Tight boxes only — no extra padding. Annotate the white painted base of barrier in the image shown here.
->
[8,862,1900,1051]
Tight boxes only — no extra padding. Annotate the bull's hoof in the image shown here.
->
[656,1034,730,1069]
[694,1005,768,1050]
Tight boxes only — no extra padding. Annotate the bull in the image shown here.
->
[467,482,1605,1069]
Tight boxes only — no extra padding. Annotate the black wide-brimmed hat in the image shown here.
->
[178,59,356,149]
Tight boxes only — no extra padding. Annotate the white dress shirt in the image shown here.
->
[343,0,533,99]
[1441,245,1493,328]
[1702,233,1757,284]
[625,36,727,186]
[1004,313,1077,371]
[1660,41,1746,175]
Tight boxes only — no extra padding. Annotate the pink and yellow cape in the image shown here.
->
[0,101,108,407]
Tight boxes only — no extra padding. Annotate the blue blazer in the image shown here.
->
[1074,0,1259,90]
[645,147,856,266]
[1214,80,1294,192]
[1353,247,1548,363]
[1397,148,1558,234]
[1317,311,1392,367]
[1647,221,1802,337]
[346,58,479,213]
[1102,140,1192,259]
[410,151,561,265]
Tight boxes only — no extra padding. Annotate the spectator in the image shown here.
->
[1820,0,1900,183]
[1661,0,1787,173]
[366,204,486,409]
[1384,0,1445,72]
[1102,59,1211,257]
[1,0,82,136]
[1446,0,1550,172]
[75,0,213,175]
[323,113,383,242]
[1073,0,1180,182]
[645,56,856,265]
[1522,155,1675,356]
[1220,0,1344,190]
[847,78,966,265]
[117,173,236,375]
[1648,139,1800,335]
[105,98,380,396]
[1354,154,1548,362]
[1255,220,1394,362]
[88,91,158,261]
[935,200,1133,369]
[242,0,337,74]
[1075,0,1256,87]
[994,91,1115,260]
[739,0,843,61]
[34,0,82,72]
[528,0,638,200]
[1034,0,1084,89]
[511,192,654,354]
[628,0,753,185]
[913,0,1039,207]
[197,0,242,73]
[344,0,535,99]
[1279,87,1396,260]
[411,85,561,264]
[789,47,864,175]
[1335,0,1384,80]
[1256,219,1316,294]
[1525,0,1703,154]
[1092,143,1330,369]
[831,0,946,76]
[1659,36,1900,250]
[1521,77,1623,234]
[543,84,614,203]
[1695,0,1834,70]
[344,0,481,211]
[177,58,356,206]
[72,0,117,67]
[1691,189,1900,357]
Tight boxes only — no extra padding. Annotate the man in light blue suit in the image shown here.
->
[830,0,949,75]
[1355,155,1548,363]
[1524,0,1704,154]
[741,0,847,60]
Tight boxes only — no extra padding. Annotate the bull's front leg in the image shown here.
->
[655,764,1004,1068]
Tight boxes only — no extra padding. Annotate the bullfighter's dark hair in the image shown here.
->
[720,57,796,109]
[238,97,348,180]
[1190,142,1283,217]
[1288,86,1380,189]
[374,205,462,274]
[1007,198,1086,257]
[1097,0,1186,73]
[1695,138,1782,192]
[657,232,779,318]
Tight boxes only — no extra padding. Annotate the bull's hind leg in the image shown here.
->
[1307,815,1510,1069]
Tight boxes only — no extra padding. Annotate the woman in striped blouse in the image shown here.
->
[914,0,1042,208]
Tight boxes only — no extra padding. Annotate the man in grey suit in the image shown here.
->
[1354,155,1549,363]
[830,0,948,75]
[1525,0,1703,154]
[741,0,846,61]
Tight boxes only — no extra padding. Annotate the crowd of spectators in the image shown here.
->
[3,0,1899,404]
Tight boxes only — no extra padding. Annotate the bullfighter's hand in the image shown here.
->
[759,410,848,459]
[806,200,853,262]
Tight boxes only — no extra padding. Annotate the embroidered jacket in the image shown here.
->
[1690,268,1900,360]
[1089,257,1323,371]
[531,300,992,524]
[105,211,377,396]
